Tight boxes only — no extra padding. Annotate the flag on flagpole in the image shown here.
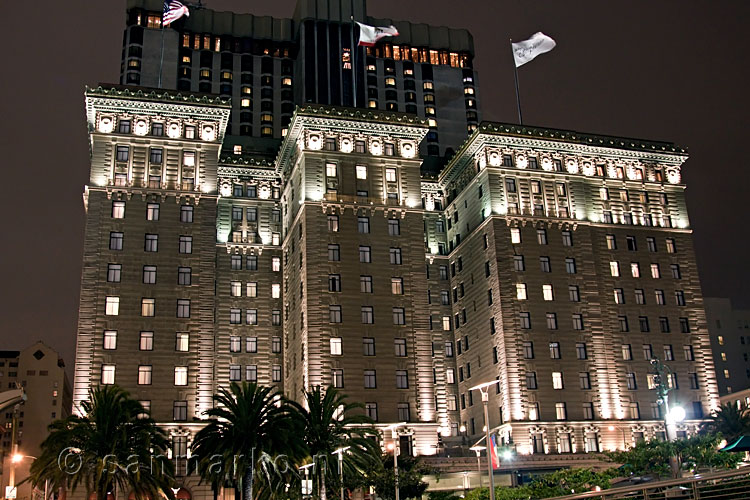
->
[511,32,556,67]
[356,22,399,47]
[490,434,500,469]
[163,1,190,26]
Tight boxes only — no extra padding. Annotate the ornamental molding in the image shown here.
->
[440,130,686,190]
[218,165,280,180]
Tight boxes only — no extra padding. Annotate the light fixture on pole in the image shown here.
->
[469,445,486,488]
[333,446,350,500]
[385,422,407,500]
[299,463,314,498]
[469,380,500,500]
[10,453,47,500]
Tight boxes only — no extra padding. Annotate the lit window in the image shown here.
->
[356,165,368,179]
[138,365,153,385]
[610,261,620,277]
[651,263,661,279]
[141,298,155,317]
[510,228,521,244]
[174,367,188,386]
[385,168,397,182]
[105,296,120,316]
[516,283,527,300]
[542,284,554,301]
[101,365,115,385]
[631,262,640,278]
[112,201,126,219]
[326,163,337,177]
[442,316,451,331]
[103,330,117,350]
[272,284,281,298]
[552,372,564,389]
[330,338,342,356]
[175,333,189,352]
[391,277,404,295]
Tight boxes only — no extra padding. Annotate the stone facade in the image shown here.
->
[73,88,719,497]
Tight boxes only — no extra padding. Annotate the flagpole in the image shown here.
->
[158,21,166,88]
[510,39,523,125]
[350,15,357,108]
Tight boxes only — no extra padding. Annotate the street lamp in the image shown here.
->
[333,446,350,500]
[469,446,486,488]
[299,463,314,498]
[469,380,500,500]
[385,423,407,500]
[651,358,685,477]
[10,454,48,500]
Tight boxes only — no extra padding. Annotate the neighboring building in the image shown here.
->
[720,387,750,411]
[704,297,750,395]
[121,0,480,160]
[0,342,72,500]
[73,83,719,497]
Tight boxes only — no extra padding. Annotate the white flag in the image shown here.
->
[356,22,399,47]
[512,32,556,67]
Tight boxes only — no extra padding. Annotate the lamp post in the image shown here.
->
[469,446,486,488]
[650,358,685,477]
[333,446,350,500]
[469,380,500,500]
[11,453,47,500]
[299,463,314,499]
[385,423,407,500]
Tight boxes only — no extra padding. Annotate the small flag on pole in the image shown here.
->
[356,22,399,47]
[490,434,500,469]
[163,1,190,26]
[511,32,556,67]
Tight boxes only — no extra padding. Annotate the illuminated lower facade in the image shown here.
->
[73,86,718,497]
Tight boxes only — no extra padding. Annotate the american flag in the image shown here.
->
[163,1,189,26]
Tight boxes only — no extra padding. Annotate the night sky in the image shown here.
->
[1,1,747,367]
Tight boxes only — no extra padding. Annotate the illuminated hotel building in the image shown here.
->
[74,84,719,493]
[70,1,718,494]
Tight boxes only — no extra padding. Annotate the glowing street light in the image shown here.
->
[469,380,501,500]
[385,423,407,500]
[333,446,351,500]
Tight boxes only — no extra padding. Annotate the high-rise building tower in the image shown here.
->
[121,0,479,160]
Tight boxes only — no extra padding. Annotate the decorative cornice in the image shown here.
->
[275,105,429,177]
[439,122,688,189]
[85,85,231,107]
[218,165,280,180]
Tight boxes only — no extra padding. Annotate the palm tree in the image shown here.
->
[27,385,174,500]
[191,382,304,500]
[702,403,750,443]
[290,386,380,500]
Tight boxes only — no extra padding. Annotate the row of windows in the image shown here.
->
[104,297,191,318]
[606,234,677,253]
[111,202,194,222]
[101,364,190,385]
[109,233,193,253]
[229,336,281,353]
[228,309,280,325]
[325,337,410,357]
[601,211,674,228]
[514,311,690,334]
[326,306,407,325]
[326,275,404,294]
[229,183,282,199]
[326,245,403,264]
[229,255,280,271]
[609,261,682,279]
[613,288,686,306]
[103,331,189,351]
[107,264,192,285]
[325,216,402,235]
[621,343,695,362]
[231,207,281,223]
[229,281,282,297]
[521,369,696,391]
